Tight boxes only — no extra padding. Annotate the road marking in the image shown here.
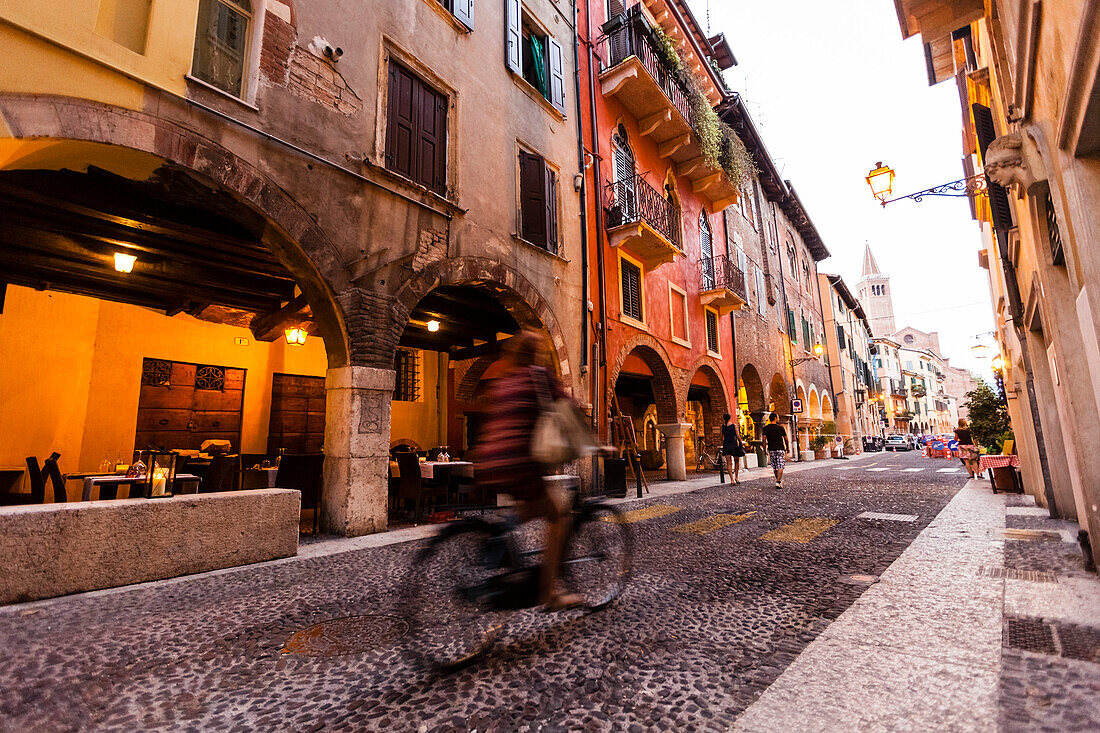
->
[604,504,681,524]
[867,468,890,472]
[857,511,917,522]
[673,512,756,535]
[760,518,839,543]
[833,466,857,470]
[937,468,961,473]
[901,468,924,472]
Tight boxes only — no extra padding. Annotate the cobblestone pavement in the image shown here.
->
[0,451,1072,732]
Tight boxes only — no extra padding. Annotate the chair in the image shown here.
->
[0,457,47,506]
[199,454,240,493]
[42,458,67,503]
[274,454,325,535]
[395,451,445,521]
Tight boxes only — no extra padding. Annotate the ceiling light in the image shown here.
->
[427,320,440,332]
[284,327,308,345]
[114,252,136,273]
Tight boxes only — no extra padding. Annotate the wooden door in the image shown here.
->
[135,359,245,452]
[267,374,325,454]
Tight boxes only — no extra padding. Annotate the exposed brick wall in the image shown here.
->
[288,47,362,116]
[412,228,448,271]
[337,287,399,368]
[607,335,680,424]
[260,12,294,85]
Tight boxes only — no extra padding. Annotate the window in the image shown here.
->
[801,261,810,290]
[905,360,913,370]
[394,348,422,402]
[191,0,252,98]
[699,211,714,289]
[620,255,643,323]
[755,267,767,317]
[669,284,689,345]
[787,308,797,342]
[437,0,474,30]
[705,308,720,355]
[386,61,448,194]
[504,1,566,114]
[519,150,559,252]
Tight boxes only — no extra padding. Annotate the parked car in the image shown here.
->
[885,435,912,451]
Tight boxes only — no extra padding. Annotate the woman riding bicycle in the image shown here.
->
[474,330,582,611]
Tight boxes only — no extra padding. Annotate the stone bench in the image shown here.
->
[0,489,300,605]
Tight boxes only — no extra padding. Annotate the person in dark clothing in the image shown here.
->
[761,413,790,488]
[721,413,746,484]
[954,418,980,479]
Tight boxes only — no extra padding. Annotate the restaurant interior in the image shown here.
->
[0,159,536,531]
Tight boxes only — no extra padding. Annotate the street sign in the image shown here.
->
[791,398,803,414]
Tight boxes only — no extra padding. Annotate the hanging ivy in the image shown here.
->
[718,121,756,187]
[649,25,683,74]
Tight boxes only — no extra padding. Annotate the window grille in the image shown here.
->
[195,365,226,391]
[1045,190,1064,265]
[141,358,172,387]
[394,348,422,402]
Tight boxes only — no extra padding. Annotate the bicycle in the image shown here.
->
[694,437,723,473]
[401,485,633,671]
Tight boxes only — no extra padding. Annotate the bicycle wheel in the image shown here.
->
[402,519,512,671]
[564,501,633,611]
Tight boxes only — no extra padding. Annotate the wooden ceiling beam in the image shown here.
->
[250,294,311,342]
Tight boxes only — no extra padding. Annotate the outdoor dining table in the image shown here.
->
[242,467,279,490]
[978,454,1022,493]
[81,474,201,501]
[388,460,474,480]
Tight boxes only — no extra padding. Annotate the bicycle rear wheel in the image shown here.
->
[564,502,633,611]
[402,519,511,671]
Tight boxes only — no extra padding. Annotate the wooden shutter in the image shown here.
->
[608,0,625,16]
[547,36,566,114]
[520,151,547,245]
[504,0,521,73]
[972,103,1014,233]
[621,259,642,321]
[385,63,416,181]
[787,309,797,342]
[544,165,558,253]
[417,83,447,194]
[453,0,474,31]
[706,310,719,353]
[699,212,712,260]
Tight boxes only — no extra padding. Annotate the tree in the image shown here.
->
[963,381,1010,449]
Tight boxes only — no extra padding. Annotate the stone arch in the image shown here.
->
[686,358,731,446]
[454,354,498,402]
[809,386,821,420]
[393,256,571,382]
[389,437,422,451]
[821,392,833,421]
[0,94,351,367]
[768,373,788,415]
[608,333,680,424]
[739,363,765,412]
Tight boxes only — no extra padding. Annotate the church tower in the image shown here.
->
[856,244,896,336]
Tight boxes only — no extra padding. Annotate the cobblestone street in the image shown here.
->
[2,452,1097,732]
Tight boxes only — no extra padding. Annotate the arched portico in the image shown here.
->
[609,337,684,480]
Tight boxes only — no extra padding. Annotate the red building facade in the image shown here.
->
[578,0,834,476]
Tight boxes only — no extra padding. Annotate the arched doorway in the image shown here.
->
[685,363,729,466]
[739,363,765,442]
[768,373,788,416]
[611,343,679,479]
[0,144,352,533]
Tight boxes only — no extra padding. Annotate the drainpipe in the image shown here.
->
[571,0,589,379]
[585,0,609,439]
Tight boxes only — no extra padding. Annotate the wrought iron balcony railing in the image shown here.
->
[605,173,681,248]
[698,254,746,299]
[600,6,694,127]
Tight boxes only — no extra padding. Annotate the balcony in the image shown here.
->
[698,255,746,314]
[598,7,739,211]
[605,173,682,269]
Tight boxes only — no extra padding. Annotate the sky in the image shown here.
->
[686,0,997,377]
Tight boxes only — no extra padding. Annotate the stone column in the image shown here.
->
[322,366,395,537]
[657,423,691,481]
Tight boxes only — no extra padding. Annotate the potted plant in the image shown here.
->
[810,432,829,460]
[821,420,839,457]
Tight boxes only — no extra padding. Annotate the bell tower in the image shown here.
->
[856,244,895,336]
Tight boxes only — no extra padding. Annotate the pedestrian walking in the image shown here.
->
[721,413,746,484]
[954,418,981,479]
[762,413,790,489]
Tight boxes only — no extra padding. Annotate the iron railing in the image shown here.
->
[599,6,694,127]
[605,173,681,248]
[698,254,746,299]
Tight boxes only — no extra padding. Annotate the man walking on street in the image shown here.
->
[762,413,790,489]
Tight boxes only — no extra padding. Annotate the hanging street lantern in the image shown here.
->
[866,162,895,202]
[284,326,308,345]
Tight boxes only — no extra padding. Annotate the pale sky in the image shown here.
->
[687,0,996,377]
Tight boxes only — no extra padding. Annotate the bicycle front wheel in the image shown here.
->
[402,520,510,671]
[564,502,633,611]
